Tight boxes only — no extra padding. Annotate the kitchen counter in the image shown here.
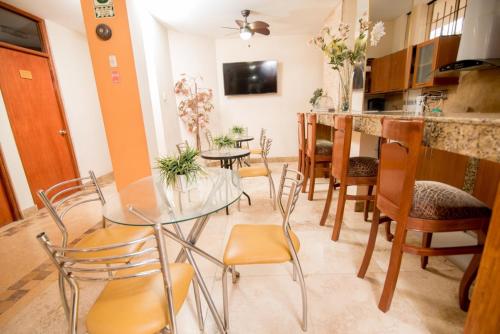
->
[312,111,500,163]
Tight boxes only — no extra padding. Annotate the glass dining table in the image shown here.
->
[103,168,241,333]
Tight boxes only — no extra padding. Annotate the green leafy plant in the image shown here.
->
[156,147,204,187]
[213,135,235,149]
[309,88,325,106]
[231,125,245,135]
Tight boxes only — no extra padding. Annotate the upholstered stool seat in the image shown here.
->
[223,224,301,265]
[239,166,269,178]
[74,226,152,263]
[315,139,333,155]
[347,157,379,177]
[86,263,194,334]
[250,148,262,155]
[410,181,491,220]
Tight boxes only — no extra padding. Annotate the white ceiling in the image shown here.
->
[143,0,340,38]
[3,0,84,34]
[370,0,413,22]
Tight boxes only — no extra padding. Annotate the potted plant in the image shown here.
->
[213,135,235,151]
[310,17,385,112]
[231,125,246,136]
[156,147,204,192]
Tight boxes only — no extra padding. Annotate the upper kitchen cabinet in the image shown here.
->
[412,35,461,88]
[370,48,412,93]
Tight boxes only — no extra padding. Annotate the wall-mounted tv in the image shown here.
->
[223,60,277,96]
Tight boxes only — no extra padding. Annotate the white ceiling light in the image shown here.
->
[239,26,253,40]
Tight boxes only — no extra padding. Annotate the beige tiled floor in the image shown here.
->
[0,163,467,333]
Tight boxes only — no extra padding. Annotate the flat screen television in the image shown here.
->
[223,60,277,96]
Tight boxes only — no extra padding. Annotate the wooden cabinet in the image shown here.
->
[413,35,460,88]
[370,48,412,93]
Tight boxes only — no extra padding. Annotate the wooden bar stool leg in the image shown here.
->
[331,184,347,241]
[385,220,394,241]
[459,253,482,311]
[364,185,374,222]
[298,150,303,173]
[302,157,310,193]
[308,158,316,201]
[378,222,408,312]
[420,232,433,269]
[358,206,380,278]
[320,176,335,226]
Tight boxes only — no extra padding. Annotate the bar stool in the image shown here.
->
[319,115,379,241]
[302,113,332,201]
[357,118,491,312]
[297,113,306,174]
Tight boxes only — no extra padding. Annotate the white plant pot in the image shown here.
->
[174,175,195,192]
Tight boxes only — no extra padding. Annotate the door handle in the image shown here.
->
[58,129,67,136]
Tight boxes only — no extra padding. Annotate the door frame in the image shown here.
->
[0,1,80,209]
[0,147,22,222]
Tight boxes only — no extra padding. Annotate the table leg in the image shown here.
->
[170,223,227,333]
[175,215,209,263]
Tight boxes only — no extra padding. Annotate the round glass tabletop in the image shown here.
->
[102,168,242,226]
[200,148,250,160]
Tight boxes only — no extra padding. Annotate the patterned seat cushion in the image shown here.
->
[315,139,333,155]
[410,181,491,220]
[347,157,378,177]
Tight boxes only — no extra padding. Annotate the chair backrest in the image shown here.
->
[176,140,189,154]
[37,224,177,334]
[259,128,267,149]
[261,137,273,172]
[331,115,353,180]
[205,130,214,150]
[277,163,304,222]
[306,113,317,157]
[376,118,424,222]
[297,113,306,152]
[38,171,106,247]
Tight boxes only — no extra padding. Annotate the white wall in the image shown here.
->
[0,19,112,212]
[215,35,323,157]
[168,30,222,146]
[45,20,112,177]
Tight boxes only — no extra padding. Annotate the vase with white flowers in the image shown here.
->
[310,17,385,112]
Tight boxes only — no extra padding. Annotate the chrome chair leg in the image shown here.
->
[68,280,80,334]
[292,262,297,282]
[58,273,70,322]
[222,266,230,330]
[231,265,239,283]
[268,175,277,210]
[193,276,204,331]
[291,252,307,331]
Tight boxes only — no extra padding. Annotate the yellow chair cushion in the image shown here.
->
[223,224,300,265]
[250,148,262,155]
[86,263,194,334]
[238,166,269,178]
[73,225,152,263]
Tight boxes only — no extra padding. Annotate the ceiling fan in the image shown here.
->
[222,9,270,40]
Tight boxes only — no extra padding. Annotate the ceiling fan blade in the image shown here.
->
[235,19,245,28]
[249,21,269,30]
[253,27,270,36]
[221,26,239,30]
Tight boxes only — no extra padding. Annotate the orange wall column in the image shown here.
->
[80,0,150,189]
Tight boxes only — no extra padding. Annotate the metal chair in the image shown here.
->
[37,226,203,334]
[222,163,307,331]
[205,129,214,150]
[249,128,267,156]
[238,137,276,209]
[37,171,151,321]
[176,140,190,154]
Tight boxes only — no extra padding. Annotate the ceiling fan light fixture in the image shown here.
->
[239,27,253,40]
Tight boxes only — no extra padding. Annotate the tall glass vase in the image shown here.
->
[337,63,353,113]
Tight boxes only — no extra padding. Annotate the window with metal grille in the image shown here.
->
[426,0,467,39]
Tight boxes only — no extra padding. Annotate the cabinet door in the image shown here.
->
[388,49,407,91]
[414,40,436,87]
[370,58,382,92]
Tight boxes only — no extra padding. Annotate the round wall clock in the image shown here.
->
[96,24,112,41]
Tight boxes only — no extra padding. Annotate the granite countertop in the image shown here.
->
[309,110,500,163]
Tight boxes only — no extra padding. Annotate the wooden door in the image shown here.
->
[0,47,78,208]
[388,49,407,92]
[0,147,20,226]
